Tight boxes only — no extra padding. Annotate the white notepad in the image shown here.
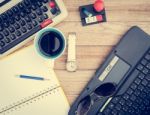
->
[0,45,70,115]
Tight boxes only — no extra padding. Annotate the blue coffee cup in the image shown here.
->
[34,28,66,60]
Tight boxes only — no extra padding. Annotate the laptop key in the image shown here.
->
[7,10,13,17]
[18,2,25,9]
[21,27,27,33]
[115,104,121,111]
[25,8,31,14]
[132,102,138,109]
[134,78,141,85]
[10,34,16,40]
[146,63,150,69]
[50,8,58,15]
[141,79,148,86]
[38,17,43,23]
[145,54,150,60]
[26,24,32,30]
[9,18,15,24]
[119,99,125,106]
[143,99,149,106]
[43,14,48,19]
[15,30,21,37]
[24,0,30,6]
[141,59,148,66]
[36,8,43,15]
[31,4,37,10]
[15,15,21,21]
[43,0,48,3]
[126,100,132,106]
[130,83,137,90]
[123,94,129,100]
[0,25,3,31]
[4,38,11,43]
[0,34,4,40]
[111,109,118,115]
[135,109,141,114]
[136,97,142,104]
[112,97,120,104]
[130,95,136,101]
[14,23,20,29]
[25,16,31,22]
[32,20,38,26]
[145,74,150,81]
[41,6,48,12]
[0,41,5,48]
[30,13,37,19]
[20,20,26,26]
[37,1,42,7]
[12,6,19,13]
[137,64,144,71]
[140,92,147,99]
[8,26,15,33]
[142,68,149,74]
[128,108,135,113]
[118,110,125,115]
[138,84,144,91]
[122,105,128,112]
[3,29,9,36]
[138,73,145,80]
[103,108,111,115]
[1,13,8,21]
[134,89,140,96]
[0,17,2,23]
[108,103,115,109]
[3,22,9,28]
[139,104,145,111]
[20,12,26,18]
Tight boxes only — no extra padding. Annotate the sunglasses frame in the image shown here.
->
[75,82,116,115]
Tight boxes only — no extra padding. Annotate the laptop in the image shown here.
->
[69,26,150,115]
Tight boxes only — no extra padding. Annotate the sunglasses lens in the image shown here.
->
[94,82,116,96]
[76,96,91,115]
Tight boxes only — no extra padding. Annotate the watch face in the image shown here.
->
[66,62,77,72]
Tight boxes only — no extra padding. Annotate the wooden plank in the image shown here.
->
[22,22,150,46]
[63,0,150,22]
[67,95,79,105]
[55,22,150,46]
[64,0,150,10]
[56,70,95,82]
[54,46,112,70]
[64,11,150,22]
[56,70,96,104]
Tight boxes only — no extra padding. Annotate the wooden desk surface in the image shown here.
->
[54,0,150,105]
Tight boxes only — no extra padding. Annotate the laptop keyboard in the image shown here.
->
[0,0,60,54]
[101,49,150,115]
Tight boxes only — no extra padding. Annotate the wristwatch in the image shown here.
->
[66,32,77,72]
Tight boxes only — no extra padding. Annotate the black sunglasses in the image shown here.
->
[75,82,116,115]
